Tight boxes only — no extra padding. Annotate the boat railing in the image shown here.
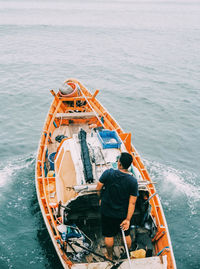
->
[37,99,63,240]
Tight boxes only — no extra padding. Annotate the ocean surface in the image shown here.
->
[0,0,200,268]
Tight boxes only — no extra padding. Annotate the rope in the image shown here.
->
[78,86,106,129]
[157,246,169,256]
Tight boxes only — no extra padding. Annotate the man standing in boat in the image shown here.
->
[96,152,138,260]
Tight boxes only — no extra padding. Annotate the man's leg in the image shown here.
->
[125,235,132,249]
[104,236,114,260]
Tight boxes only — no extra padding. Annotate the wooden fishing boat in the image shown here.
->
[35,79,176,269]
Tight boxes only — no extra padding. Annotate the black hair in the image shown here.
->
[119,152,133,169]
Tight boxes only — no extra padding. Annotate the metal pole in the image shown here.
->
[121,228,132,269]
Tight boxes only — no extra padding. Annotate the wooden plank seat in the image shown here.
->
[56,112,97,119]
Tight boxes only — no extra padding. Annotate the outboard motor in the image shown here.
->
[132,190,149,227]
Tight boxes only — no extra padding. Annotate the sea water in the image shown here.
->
[0,0,199,268]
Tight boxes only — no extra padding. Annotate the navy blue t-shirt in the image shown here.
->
[99,168,138,219]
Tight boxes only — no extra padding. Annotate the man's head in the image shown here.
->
[118,152,133,169]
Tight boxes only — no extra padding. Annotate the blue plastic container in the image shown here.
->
[97,130,122,149]
[48,152,56,170]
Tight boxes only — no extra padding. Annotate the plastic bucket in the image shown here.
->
[59,81,78,97]
[48,152,56,171]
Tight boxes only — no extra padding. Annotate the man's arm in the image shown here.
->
[96,181,104,197]
[120,195,137,231]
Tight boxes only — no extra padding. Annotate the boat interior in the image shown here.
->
[43,117,165,267]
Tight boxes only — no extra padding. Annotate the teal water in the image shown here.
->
[0,0,200,268]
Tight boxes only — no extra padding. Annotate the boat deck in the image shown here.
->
[44,122,161,267]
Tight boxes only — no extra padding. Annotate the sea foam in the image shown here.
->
[144,159,200,214]
[0,154,35,188]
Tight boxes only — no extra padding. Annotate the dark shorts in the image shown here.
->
[101,214,131,237]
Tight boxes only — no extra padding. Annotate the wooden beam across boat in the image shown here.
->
[55,112,97,119]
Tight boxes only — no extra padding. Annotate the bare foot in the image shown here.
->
[105,253,113,261]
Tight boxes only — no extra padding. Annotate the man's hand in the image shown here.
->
[120,219,130,231]
[96,181,104,198]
